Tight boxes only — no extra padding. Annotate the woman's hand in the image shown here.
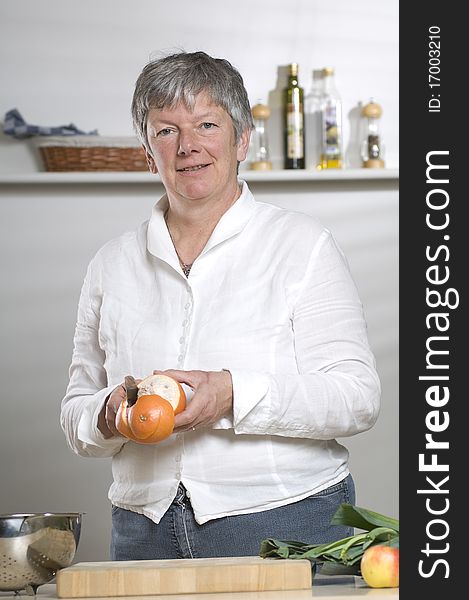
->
[97,378,141,439]
[153,369,233,432]
[97,385,125,438]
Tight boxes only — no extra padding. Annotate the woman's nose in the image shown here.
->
[177,131,200,155]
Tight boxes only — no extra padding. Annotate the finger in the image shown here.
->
[105,403,121,436]
[153,369,202,388]
[105,385,125,436]
[173,387,214,429]
[175,427,200,434]
[174,422,197,432]
[153,369,194,387]
[109,387,125,408]
[173,420,201,433]
[173,397,205,428]
[174,405,199,428]
[153,368,189,380]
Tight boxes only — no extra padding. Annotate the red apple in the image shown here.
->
[360,545,399,588]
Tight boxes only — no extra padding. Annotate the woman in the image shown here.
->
[61,51,381,560]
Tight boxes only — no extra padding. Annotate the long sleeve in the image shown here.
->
[230,230,381,439]
[60,258,127,458]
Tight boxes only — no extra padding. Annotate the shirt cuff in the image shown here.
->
[229,369,271,428]
[77,385,128,451]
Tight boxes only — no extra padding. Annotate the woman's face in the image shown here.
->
[144,92,250,205]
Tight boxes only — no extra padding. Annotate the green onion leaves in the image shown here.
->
[259,503,399,575]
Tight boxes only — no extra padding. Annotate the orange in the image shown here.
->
[116,394,175,444]
[137,374,186,414]
[115,399,133,439]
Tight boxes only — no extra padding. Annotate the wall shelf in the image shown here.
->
[0,168,398,185]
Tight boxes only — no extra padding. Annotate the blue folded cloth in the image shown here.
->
[3,108,98,139]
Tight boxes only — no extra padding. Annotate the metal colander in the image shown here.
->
[0,513,82,595]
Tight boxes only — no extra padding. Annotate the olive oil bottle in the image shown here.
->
[283,63,305,169]
[319,67,343,169]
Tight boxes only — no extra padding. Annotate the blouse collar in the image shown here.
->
[146,180,256,270]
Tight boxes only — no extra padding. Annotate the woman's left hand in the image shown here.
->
[152,369,233,432]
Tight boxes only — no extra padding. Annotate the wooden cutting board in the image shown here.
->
[56,556,313,597]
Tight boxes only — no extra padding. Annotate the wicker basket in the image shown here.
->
[37,136,148,172]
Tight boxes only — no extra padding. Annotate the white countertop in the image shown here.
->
[0,577,399,599]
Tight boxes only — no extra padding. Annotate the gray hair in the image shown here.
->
[131,51,254,150]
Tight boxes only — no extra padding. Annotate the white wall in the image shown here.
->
[0,0,398,172]
[0,0,398,563]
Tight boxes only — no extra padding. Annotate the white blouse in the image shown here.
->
[61,181,381,525]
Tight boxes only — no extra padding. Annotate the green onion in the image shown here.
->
[259,503,399,575]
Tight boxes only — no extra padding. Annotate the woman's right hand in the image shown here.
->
[97,383,127,438]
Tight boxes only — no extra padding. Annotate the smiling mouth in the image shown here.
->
[177,164,210,172]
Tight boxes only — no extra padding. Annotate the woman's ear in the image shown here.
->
[143,145,158,174]
[236,128,252,162]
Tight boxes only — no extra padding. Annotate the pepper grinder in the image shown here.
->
[361,100,385,168]
[250,102,272,170]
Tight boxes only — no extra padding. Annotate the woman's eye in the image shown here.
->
[201,122,215,130]
[157,128,172,137]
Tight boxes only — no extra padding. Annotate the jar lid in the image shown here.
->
[251,103,271,120]
[362,101,383,118]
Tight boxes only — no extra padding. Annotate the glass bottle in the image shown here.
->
[304,69,324,170]
[319,67,343,169]
[283,63,305,169]
[361,99,385,168]
[250,102,272,170]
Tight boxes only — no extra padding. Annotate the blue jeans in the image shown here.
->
[110,474,355,560]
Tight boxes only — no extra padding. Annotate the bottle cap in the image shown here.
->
[322,66,335,76]
[251,103,271,120]
[288,63,299,76]
[362,101,382,118]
